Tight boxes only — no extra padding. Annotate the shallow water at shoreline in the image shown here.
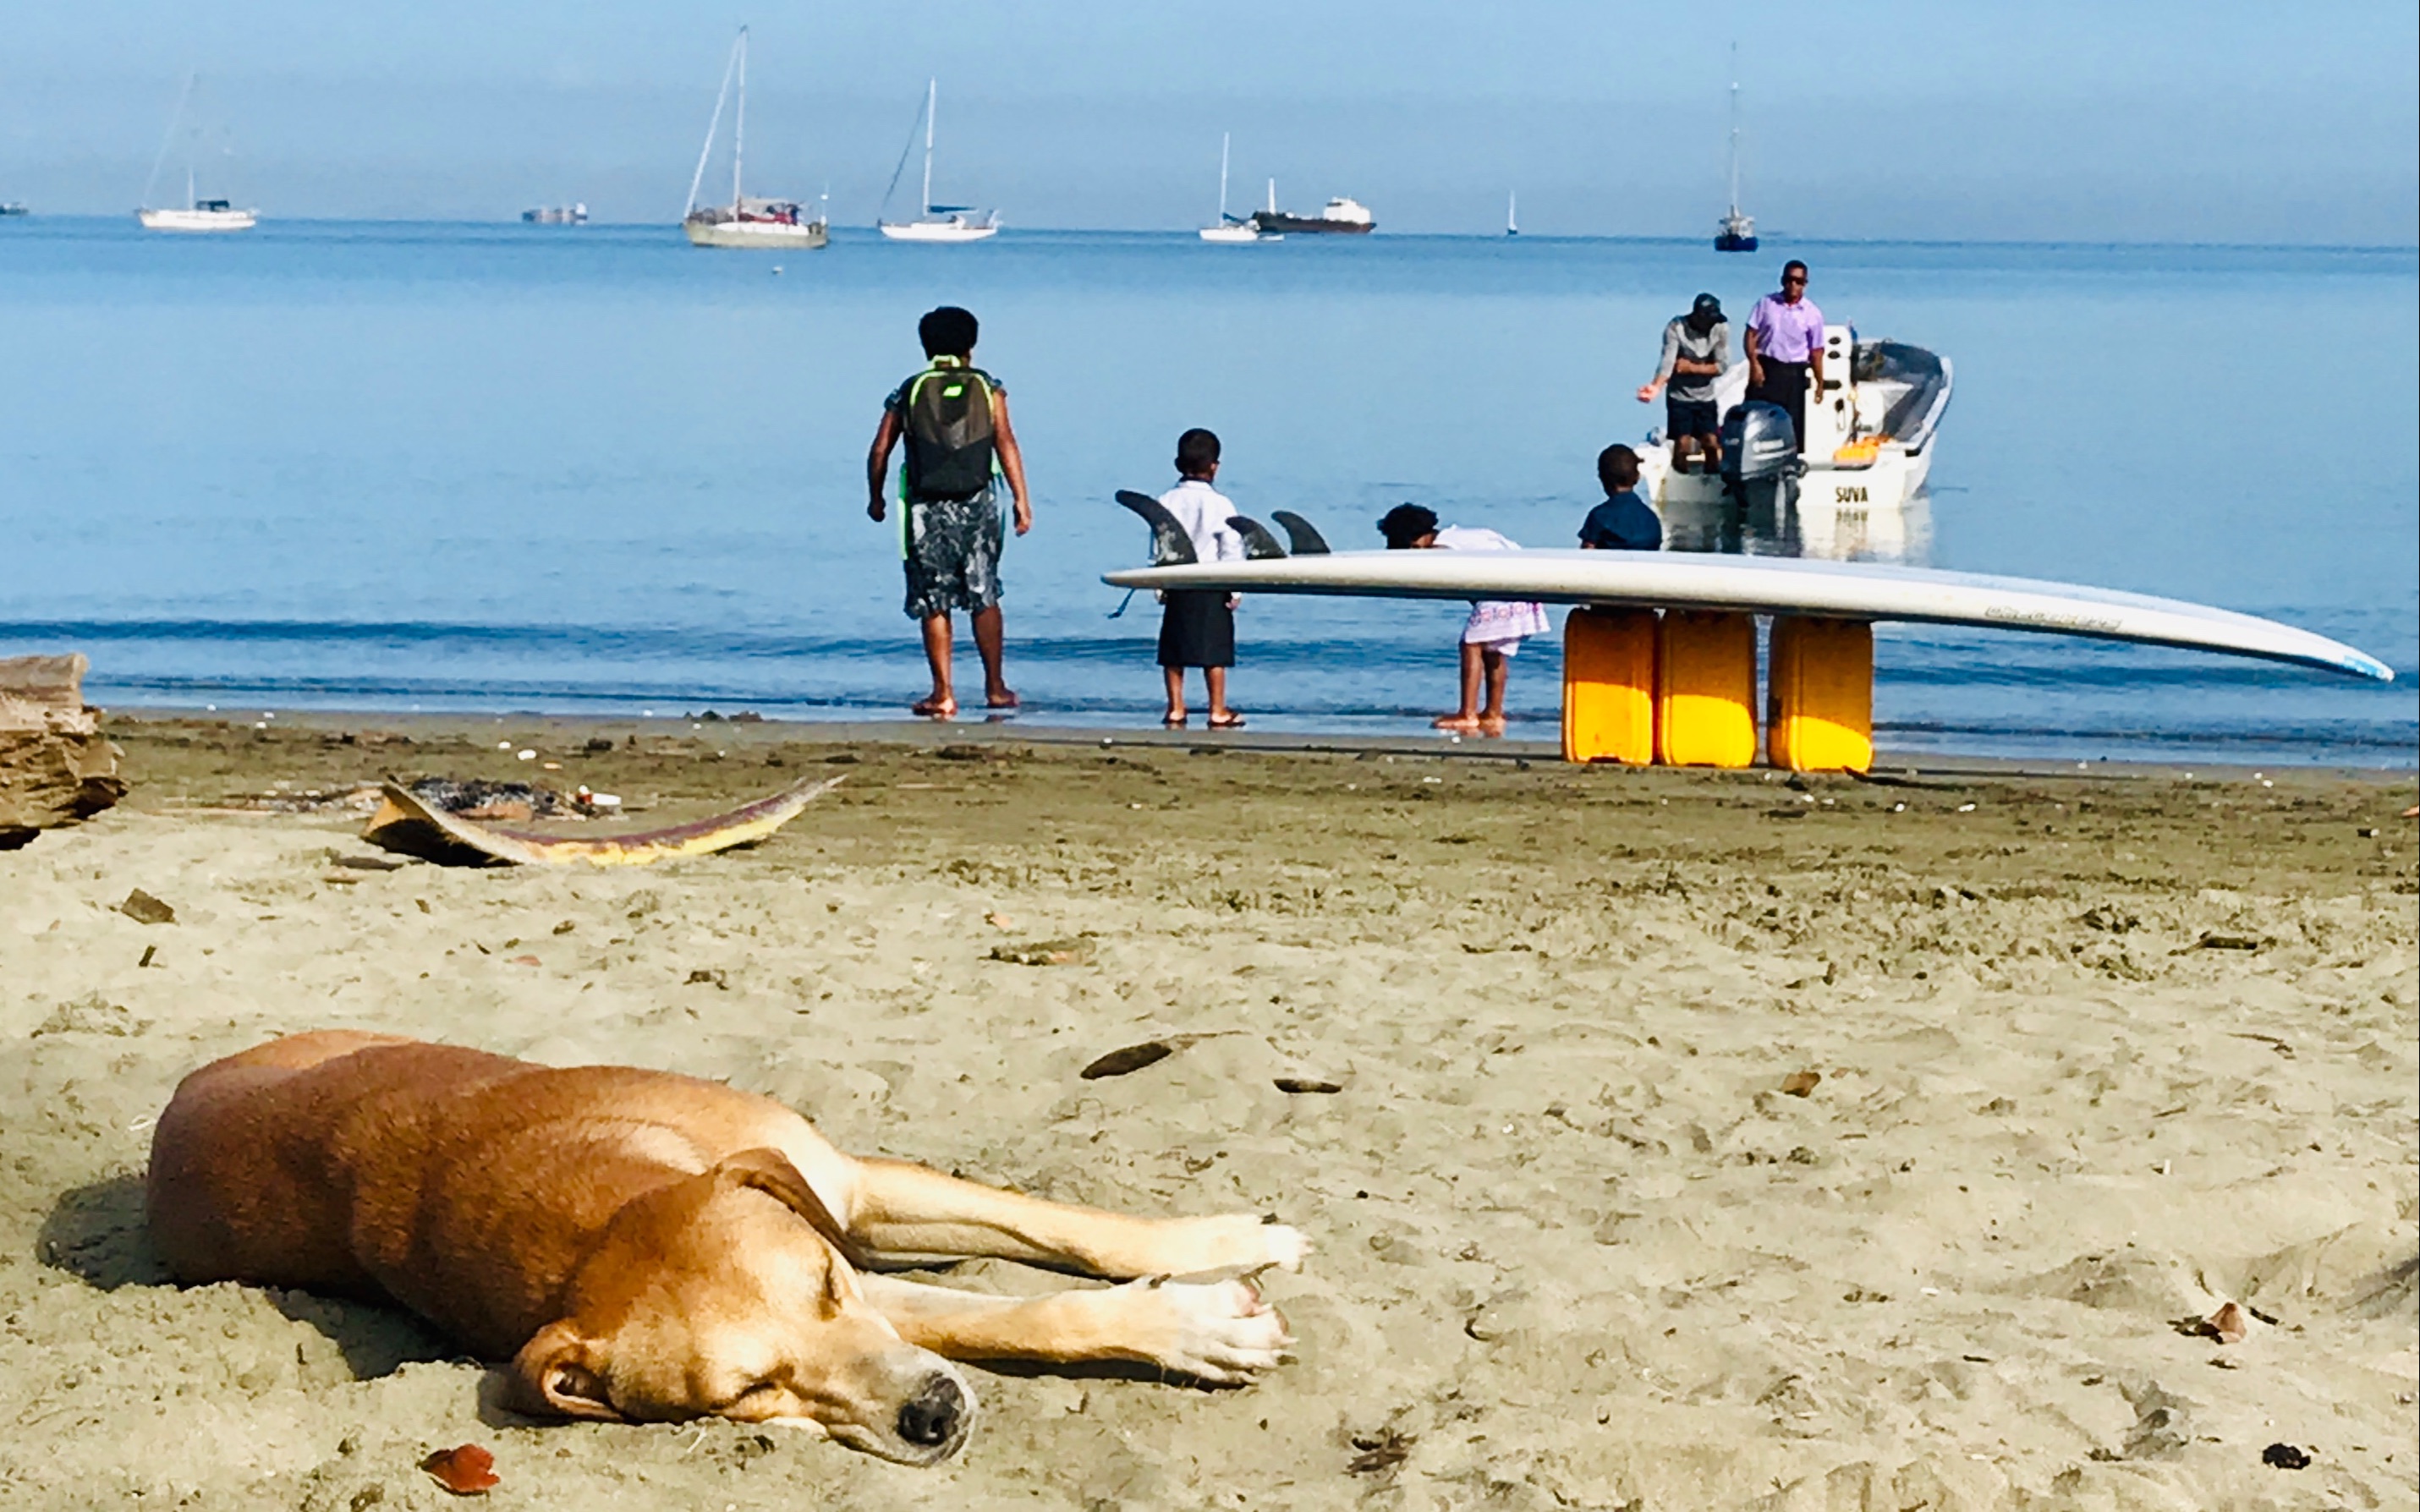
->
[2,218,2412,764]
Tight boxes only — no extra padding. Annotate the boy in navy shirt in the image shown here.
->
[1578,445,1661,551]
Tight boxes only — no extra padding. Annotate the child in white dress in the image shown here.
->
[1377,504,1550,737]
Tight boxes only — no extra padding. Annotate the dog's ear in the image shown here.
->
[509,1320,621,1422]
[713,1147,870,1269]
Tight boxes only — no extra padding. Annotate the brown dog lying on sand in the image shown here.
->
[145,1031,1307,1464]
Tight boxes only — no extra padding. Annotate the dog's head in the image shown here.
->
[508,1148,974,1465]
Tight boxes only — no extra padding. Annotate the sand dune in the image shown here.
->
[1,717,2412,1509]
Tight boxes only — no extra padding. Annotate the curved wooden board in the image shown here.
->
[365,775,844,867]
[1102,550,2392,682]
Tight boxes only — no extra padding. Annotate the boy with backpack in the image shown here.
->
[866,306,1033,718]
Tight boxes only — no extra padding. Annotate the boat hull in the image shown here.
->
[683,216,829,249]
[879,219,998,243]
[1714,232,1758,252]
[1248,213,1372,234]
[137,208,256,232]
[1199,225,1276,243]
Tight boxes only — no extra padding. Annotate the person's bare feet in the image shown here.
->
[985,686,1020,709]
[911,694,957,719]
[1432,714,1482,734]
[1162,709,1188,728]
[1207,710,1246,730]
[1477,715,1508,737]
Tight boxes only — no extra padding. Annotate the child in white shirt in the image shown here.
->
[1155,429,1246,728]
[1377,503,1549,737]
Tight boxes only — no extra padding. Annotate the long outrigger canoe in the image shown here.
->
[364,775,843,867]
[1104,548,2393,682]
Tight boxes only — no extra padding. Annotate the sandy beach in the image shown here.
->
[1,713,2412,1510]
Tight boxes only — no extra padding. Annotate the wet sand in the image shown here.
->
[2,713,2413,1510]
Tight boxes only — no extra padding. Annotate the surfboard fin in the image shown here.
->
[1225,516,1289,560]
[1270,511,1331,556]
[1114,490,1199,566]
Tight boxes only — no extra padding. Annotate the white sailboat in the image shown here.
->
[877,79,997,242]
[683,28,828,249]
[1199,133,1273,243]
[1506,189,1518,238]
[136,75,255,232]
[1715,52,1757,252]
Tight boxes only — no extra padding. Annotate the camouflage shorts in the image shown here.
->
[902,485,1004,622]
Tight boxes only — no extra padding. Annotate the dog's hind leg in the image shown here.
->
[842,1157,1308,1279]
[855,1274,1292,1386]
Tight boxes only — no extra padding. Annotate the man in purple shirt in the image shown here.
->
[1745,260,1825,454]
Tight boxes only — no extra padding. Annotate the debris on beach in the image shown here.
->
[1781,1070,1821,1098]
[118,889,176,925]
[1274,1076,1344,1094]
[1346,1426,1416,1476]
[2262,1442,2312,1470]
[0,653,124,849]
[1080,1039,1180,1079]
[361,775,840,868]
[990,935,1096,967]
[420,1443,501,1494]
[2205,1301,2252,1344]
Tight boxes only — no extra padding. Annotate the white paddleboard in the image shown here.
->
[1104,550,2393,682]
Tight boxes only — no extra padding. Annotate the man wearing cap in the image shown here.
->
[1745,260,1825,454]
[1636,293,1732,475]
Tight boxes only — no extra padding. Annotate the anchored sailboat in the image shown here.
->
[877,79,997,242]
[683,28,828,249]
[1715,56,1757,253]
[1199,134,1275,243]
[1506,189,1518,238]
[136,75,255,232]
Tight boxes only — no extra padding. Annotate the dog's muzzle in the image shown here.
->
[897,1372,968,1451]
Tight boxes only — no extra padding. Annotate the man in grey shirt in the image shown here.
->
[1635,293,1731,474]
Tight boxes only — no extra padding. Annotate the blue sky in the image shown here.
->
[3,0,2414,241]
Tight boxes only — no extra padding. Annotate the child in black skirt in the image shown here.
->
[1155,428,1245,728]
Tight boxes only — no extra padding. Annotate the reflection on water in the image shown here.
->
[1661,485,1934,565]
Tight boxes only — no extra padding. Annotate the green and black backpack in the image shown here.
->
[902,359,998,501]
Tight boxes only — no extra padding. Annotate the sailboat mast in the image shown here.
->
[921,79,936,216]
[733,27,748,212]
[684,34,741,218]
[1217,132,1231,221]
[1726,46,1742,216]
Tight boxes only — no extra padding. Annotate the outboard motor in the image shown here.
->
[1718,400,1804,512]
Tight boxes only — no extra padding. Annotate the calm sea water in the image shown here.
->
[2,218,2413,765]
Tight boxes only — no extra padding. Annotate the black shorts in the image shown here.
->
[1157,591,1235,669]
[1665,397,1720,440]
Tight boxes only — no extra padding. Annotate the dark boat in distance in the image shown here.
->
[1250,193,1375,235]
[523,203,588,225]
[0,202,28,217]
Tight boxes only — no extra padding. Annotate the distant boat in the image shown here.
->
[1250,188,1373,236]
[523,203,588,225]
[136,75,255,233]
[1506,189,1518,238]
[1714,58,1757,253]
[1199,134,1276,244]
[878,79,997,243]
[683,28,828,249]
[0,202,28,217]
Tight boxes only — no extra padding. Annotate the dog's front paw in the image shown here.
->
[1161,1213,1310,1278]
[1120,1277,1292,1386]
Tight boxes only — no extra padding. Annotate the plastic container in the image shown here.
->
[1767,616,1873,772]
[1654,611,1757,768]
[1561,607,1658,764]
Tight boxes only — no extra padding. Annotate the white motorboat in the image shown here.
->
[137,76,255,233]
[682,28,828,250]
[878,79,996,243]
[1198,134,1276,243]
[1637,326,1953,551]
